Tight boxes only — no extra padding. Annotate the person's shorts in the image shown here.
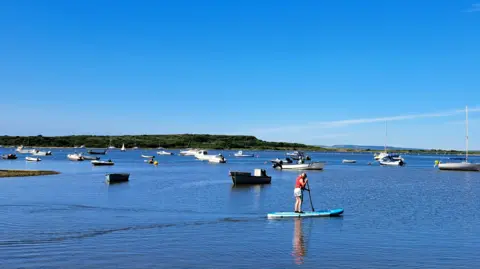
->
[294,188,302,197]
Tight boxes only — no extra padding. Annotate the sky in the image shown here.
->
[0,0,479,150]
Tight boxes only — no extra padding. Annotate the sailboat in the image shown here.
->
[108,137,115,149]
[120,143,126,152]
[436,106,480,171]
[378,121,405,166]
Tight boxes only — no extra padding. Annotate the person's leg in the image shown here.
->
[295,197,300,212]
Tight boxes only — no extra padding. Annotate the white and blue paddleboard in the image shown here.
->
[267,208,344,218]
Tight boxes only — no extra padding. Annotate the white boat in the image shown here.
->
[108,146,116,149]
[342,159,356,163]
[272,161,325,170]
[32,150,52,156]
[91,160,115,166]
[120,143,126,151]
[67,153,84,161]
[179,148,198,156]
[16,145,35,154]
[233,150,254,157]
[374,121,405,162]
[141,154,155,158]
[208,154,227,163]
[195,150,215,161]
[157,150,174,155]
[436,106,480,171]
[132,146,139,150]
[379,157,405,166]
[25,156,41,162]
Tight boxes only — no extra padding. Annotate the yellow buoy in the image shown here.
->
[154,161,158,165]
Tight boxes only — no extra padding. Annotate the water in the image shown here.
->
[1,148,479,268]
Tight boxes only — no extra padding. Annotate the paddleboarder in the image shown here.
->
[294,173,308,213]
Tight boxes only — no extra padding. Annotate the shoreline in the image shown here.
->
[1,146,478,156]
[0,169,60,178]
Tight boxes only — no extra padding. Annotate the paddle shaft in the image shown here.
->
[306,181,315,211]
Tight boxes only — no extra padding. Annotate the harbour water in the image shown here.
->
[1,149,479,268]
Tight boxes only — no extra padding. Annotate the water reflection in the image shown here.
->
[292,218,306,265]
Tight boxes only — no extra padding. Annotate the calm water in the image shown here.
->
[1,148,479,268]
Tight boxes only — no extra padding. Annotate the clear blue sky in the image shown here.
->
[1,0,479,150]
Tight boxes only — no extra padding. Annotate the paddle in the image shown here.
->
[305,181,315,212]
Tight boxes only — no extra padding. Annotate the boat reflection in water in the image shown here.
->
[292,218,306,265]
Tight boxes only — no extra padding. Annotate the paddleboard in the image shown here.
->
[267,208,343,218]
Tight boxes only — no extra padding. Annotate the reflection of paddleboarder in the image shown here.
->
[292,218,306,265]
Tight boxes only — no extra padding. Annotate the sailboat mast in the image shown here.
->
[466,105,469,162]
[384,120,387,153]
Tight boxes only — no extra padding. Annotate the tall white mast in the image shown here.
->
[384,120,387,153]
[466,105,469,162]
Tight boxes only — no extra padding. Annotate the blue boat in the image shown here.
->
[267,208,344,218]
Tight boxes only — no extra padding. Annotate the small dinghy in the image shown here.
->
[233,150,254,157]
[32,150,52,156]
[157,150,174,155]
[92,160,114,166]
[82,155,100,160]
[141,155,155,158]
[379,157,405,166]
[342,159,356,164]
[26,156,41,162]
[267,208,344,218]
[105,173,129,184]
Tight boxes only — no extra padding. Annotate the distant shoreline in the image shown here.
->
[0,145,478,156]
[0,134,477,155]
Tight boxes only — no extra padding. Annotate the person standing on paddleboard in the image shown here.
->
[294,173,308,213]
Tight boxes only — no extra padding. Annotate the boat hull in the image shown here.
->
[342,160,356,163]
[438,162,480,171]
[92,161,114,166]
[105,173,130,184]
[273,162,325,170]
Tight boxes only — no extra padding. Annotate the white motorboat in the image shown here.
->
[157,150,174,155]
[141,154,155,158]
[233,150,254,157]
[208,154,227,163]
[120,143,126,152]
[195,150,216,161]
[132,146,139,150]
[342,159,356,164]
[26,156,41,162]
[379,157,405,166]
[32,150,52,156]
[67,153,84,161]
[179,148,198,156]
[436,106,480,171]
[272,161,325,170]
[16,145,35,154]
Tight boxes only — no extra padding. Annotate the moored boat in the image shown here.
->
[32,150,52,156]
[435,106,480,172]
[179,148,198,156]
[342,159,356,164]
[379,157,405,166]
[88,149,107,155]
[2,154,17,160]
[271,157,293,164]
[233,150,254,157]
[120,143,126,152]
[105,173,130,184]
[26,156,41,162]
[67,153,84,161]
[229,169,271,185]
[208,154,227,163]
[272,161,325,170]
[157,150,174,155]
[141,154,155,158]
[82,155,100,160]
[92,160,114,166]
